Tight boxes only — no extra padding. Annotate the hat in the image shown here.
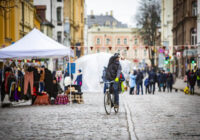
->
[78,69,82,72]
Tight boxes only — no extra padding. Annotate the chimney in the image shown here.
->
[110,10,113,16]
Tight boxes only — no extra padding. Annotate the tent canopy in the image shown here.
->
[0,28,73,59]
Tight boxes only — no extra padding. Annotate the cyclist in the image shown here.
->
[106,53,122,108]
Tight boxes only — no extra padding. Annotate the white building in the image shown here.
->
[198,0,200,68]
[34,0,64,44]
[160,0,173,69]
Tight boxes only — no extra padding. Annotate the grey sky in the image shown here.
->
[86,0,140,27]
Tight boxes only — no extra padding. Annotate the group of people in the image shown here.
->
[129,69,174,95]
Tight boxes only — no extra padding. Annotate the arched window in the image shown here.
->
[106,38,110,45]
[135,39,138,45]
[96,38,100,45]
[191,28,197,45]
[144,50,147,57]
[124,38,127,45]
[57,7,62,25]
[117,38,120,45]
[192,2,197,16]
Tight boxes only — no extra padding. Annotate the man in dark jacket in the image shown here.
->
[136,69,144,95]
[106,53,122,108]
[188,70,196,94]
[148,69,157,94]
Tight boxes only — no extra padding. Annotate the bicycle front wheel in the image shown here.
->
[104,91,112,115]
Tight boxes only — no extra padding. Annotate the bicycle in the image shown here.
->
[104,81,119,115]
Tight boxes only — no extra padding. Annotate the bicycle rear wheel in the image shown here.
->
[104,91,112,115]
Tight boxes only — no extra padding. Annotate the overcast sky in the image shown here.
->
[85,0,140,27]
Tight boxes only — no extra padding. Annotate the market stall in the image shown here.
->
[0,28,74,107]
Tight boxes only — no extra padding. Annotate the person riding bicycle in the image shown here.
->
[106,53,122,108]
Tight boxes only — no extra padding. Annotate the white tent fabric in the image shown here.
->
[75,52,132,92]
[0,28,73,59]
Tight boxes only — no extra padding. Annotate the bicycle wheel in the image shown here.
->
[104,91,112,115]
[112,94,119,113]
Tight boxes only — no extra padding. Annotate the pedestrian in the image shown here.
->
[74,69,83,87]
[129,70,136,95]
[157,71,162,92]
[188,70,196,95]
[102,67,107,94]
[136,69,144,95]
[144,77,149,94]
[196,68,200,88]
[166,72,174,92]
[162,71,167,92]
[148,69,157,94]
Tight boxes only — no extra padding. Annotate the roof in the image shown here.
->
[87,15,128,28]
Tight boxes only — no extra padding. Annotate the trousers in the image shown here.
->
[24,72,34,95]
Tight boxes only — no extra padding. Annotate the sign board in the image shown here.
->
[67,63,76,74]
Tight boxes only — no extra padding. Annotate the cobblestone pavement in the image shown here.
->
[0,92,129,140]
[123,91,200,140]
[0,91,200,140]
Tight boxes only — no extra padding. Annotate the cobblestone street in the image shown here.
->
[0,91,200,140]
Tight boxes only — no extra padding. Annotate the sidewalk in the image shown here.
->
[173,78,200,95]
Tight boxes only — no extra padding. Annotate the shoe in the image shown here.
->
[114,104,119,108]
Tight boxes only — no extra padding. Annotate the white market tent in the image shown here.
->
[0,28,73,59]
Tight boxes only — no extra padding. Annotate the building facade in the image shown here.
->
[64,0,85,58]
[0,0,40,47]
[173,0,197,77]
[161,0,173,70]
[34,0,64,44]
[87,13,150,67]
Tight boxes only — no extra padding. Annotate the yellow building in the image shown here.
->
[0,0,40,48]
[64,0,85,57]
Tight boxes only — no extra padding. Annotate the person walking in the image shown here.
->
[136,69,144,95]
[129,70,136,95]
[166,72,174,92]
[196,68,200,88]
[157,71,162,92]
[148,69,157,94]
[188,70,196,95]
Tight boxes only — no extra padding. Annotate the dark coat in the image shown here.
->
[166,73,173,85]
[136,72,143,84]
[44,68,53,96]
[148,71,157,84]
[188,72,196,86]
[106,56,121,81]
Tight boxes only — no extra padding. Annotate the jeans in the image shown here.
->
[145,85,149,94]
[137,83,143,95]
[39,82,44,92]
[149,83,155,94]
[197,80,200,88]
[103,80,108,94]
[113,82,119,105]
[190,85,195,94]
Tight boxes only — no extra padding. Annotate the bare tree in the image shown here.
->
[135,0,161,68]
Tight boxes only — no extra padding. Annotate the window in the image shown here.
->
[124,38,127,45]
[191,28,197,45]
[57,31,62,43]
[135,50,137,56]
[105,21,110,26]
[144,50,147,57]
[97,49,100,53]
[96,38,100,45]
[57,0,62,2]
[192,2,197,16]
[117,38,120,45]
[135,39,138,45]
[106,38,110,45]
[57,7,62,25]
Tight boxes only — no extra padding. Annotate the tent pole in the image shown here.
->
[69,52,72,106]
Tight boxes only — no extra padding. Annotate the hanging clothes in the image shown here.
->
[44,68,53,96]
[24,71,34,95]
